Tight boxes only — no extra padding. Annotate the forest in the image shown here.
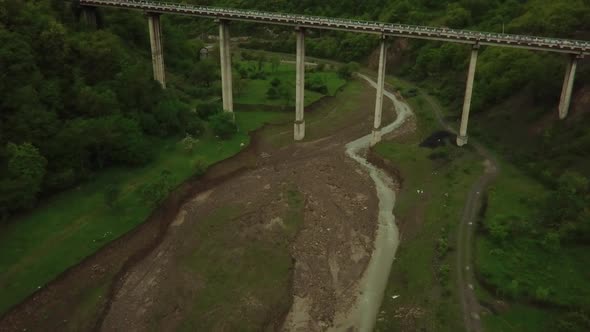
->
[0,0,227,218]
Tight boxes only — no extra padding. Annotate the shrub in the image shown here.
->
[209,112,237,139]
[183,115,204,137]
[306,75,328,94]
[139,170,175,208]
[196,102,222,120]
[267,86,280,99]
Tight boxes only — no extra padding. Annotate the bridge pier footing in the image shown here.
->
[294,27,306,141]
[147,13,166,89]
[558,54,580,119]
[219,20,234,113]
[457,45,479,147]
[371,36,388,147]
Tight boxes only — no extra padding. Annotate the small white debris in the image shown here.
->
[476,191,480,195]
[468,222,473,225]
[240,143,245,147]
[469,284,474,290]
[391,295,400,300]
[466,266,470,271]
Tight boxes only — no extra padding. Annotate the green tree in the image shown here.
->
[181,134,198,153]
[209,112,237,139]
[2,142,47,211]
[139,170,175,208]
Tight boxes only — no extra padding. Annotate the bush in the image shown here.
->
[337,62,359,80]
[182,114,204,137]
[267,86,280,99]
[306,76,328,94]
[209,112,237,139]
[139,170,175,208]
[196,102,222,120]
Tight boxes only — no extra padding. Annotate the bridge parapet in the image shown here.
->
[80,0,589,54]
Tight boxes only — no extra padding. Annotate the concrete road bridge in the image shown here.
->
[79,0,589,145]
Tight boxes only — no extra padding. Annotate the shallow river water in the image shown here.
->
[331,74,414,331]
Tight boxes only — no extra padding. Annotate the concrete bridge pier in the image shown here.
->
[81,6,98,27]
[294,27,306,141]
[457,44,479,147]
[147,13,166,88]
[371,36,388,146]
[558,54,581,119]
[219,20,234,113]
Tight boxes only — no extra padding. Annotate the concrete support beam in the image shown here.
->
[81,6,98,27]
[294,27,306,141]
[371,36,388,146]
[219,20,234,113]
[147,13,166,89]
[457,45,479,147]
[558,55,580,119]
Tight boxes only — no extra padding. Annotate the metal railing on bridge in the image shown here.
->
[80,0,589,55]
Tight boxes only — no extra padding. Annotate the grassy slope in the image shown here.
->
[235,61,346,106]
[0,111,290,315]
[475,161,590,331]
[410,75,590,329]
[374,78,483,331]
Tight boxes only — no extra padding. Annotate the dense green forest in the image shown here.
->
[0,0,224,218]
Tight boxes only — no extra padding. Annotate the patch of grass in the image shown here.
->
[0,111,290,315]
[176,187,303,331]
[374,79,483,332]
[235,61,345,107]
[255,78,372,148]
[482,303,555,332]
[476,162,590,309]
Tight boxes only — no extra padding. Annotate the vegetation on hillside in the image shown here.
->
[0,0,220,219]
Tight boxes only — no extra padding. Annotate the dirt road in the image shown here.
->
[421,93,499,332]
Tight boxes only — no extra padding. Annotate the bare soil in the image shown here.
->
[0,78,395,332]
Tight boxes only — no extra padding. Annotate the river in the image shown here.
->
[330,73,414,331]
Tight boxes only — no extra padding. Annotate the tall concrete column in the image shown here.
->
[558,54,580,119]
[81,6,97,27]
[371,36,388,146]
[147,13,166,89]
[457,45,479,147]
[294,27,306,141]
[219,20,234,113]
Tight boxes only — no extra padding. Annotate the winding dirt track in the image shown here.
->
[421,93,499,332]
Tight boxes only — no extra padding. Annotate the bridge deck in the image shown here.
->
[80,0,590,55]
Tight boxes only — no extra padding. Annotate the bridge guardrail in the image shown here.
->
[80,0,590,54]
